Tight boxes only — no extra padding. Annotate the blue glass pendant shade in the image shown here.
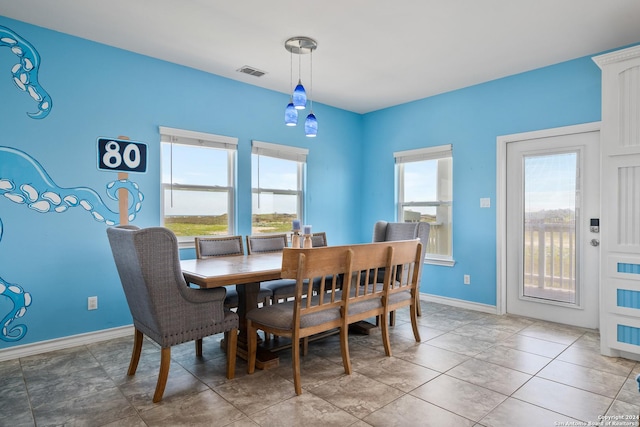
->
[292,79,307,109]
[285,101,298,126]
[304,112,318,137]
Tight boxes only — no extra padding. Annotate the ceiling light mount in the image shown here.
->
[284,37,317,55]
[283,36,318,137]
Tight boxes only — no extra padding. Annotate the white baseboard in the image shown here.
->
[0,294,496,362]
[420,293,498,315]
[0,325,134,362]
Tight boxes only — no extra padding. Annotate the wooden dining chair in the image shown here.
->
[107,226,238,402]
[247,232,330,304]
[372,221,429,324]
[246,234,299,304]
[195,235,272,308]
[247,245,355,395]
[346,239,423,357]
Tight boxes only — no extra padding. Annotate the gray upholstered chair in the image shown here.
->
[372,221,430,323]
[247,233,328,303]
[311,231,328,248]
[195,235,272,308]
[107,226,238,403]
[246,234,297,303]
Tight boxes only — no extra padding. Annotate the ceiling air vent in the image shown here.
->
[236,66,266,77]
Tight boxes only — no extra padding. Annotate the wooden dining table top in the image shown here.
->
[180,252,283,288]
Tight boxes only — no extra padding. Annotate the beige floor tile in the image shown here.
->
[353,355,440,392]
[474,345,552,375]
[513,377,612,422]
[391,321,448,341]
[32,386,137,427]
[7,305,640,427]
[363,394,475,427]
[557,345,636,377]
[537,359,627,398]
[474,315,536,334]
[249,392,359,427]
[446,358,531,395]
[117,363,208,412]
[451,323,516,344]
[606,400,640,422]
[394,342,470,372]
[425,332,494,356]
[500,334,568,358]
[411,374,507,421]
[213,370,297,415]
[518,322,585,346]
[479,397,583,427]
[310,371,405,418]
[140,389,245,426]
[616,377,640,406]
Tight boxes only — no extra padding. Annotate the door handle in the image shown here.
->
[590,239,600,247]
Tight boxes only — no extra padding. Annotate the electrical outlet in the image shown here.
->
[88,296,98,310]
[463,275,471,285]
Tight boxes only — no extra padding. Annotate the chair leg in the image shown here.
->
[410,303,421,343]
[226,327,238,379]
[263,299,271,343]
[389,310,396,326]
[195,338,203,357]
[416,295,422,317]
[247,321,257,374]
[381,310,392,357]
[339,325,352,375]
[292,336,302,395]
[302,337,309,356]
[153,347,171,403]
[128,328,144,376]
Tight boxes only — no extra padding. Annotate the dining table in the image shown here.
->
[180,252,283,370]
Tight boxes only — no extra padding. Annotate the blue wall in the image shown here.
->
[0,17,361,348]
[361,56,603,306]
[0,15,634,349]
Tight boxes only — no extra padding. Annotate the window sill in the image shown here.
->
[424,258,456,267]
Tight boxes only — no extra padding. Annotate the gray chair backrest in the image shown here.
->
[195,235,244,258]
[311,232,328,248]
[246,234,288,254]
[372,221,430,286]
[107,226,208,346]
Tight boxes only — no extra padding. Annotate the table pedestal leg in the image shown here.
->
[235,281,279,370]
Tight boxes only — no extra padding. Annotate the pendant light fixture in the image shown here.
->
[284,49,298,126]
[284,36,318,137]
[304,48,318,137]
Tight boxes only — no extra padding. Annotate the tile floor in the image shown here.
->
[2,302,640,427]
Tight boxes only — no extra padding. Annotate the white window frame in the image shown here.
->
[251,140,307,233]
[395,144,454,266]
[160,126,237,246]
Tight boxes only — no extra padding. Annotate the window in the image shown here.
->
[251,140,307,234]
[160,127,237,243]
[395,144,453,265]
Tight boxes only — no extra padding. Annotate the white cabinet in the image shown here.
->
[593,45,640,358]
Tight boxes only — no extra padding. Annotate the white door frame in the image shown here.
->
[496,122,601,315]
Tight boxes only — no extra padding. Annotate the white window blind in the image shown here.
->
[251,140,308,162]
[394,144,452,164]
[160,126,238,150]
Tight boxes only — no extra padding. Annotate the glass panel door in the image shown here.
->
[522,151,578,304]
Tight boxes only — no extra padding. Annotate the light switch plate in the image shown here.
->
[480,198,491,208]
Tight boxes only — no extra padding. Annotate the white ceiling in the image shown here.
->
[2,0,640,114]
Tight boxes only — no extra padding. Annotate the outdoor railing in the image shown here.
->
[523,220,576,296]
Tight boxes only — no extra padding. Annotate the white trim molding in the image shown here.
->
[495,122,601,316]
[0,325,134,362]
[420,293,498,314]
